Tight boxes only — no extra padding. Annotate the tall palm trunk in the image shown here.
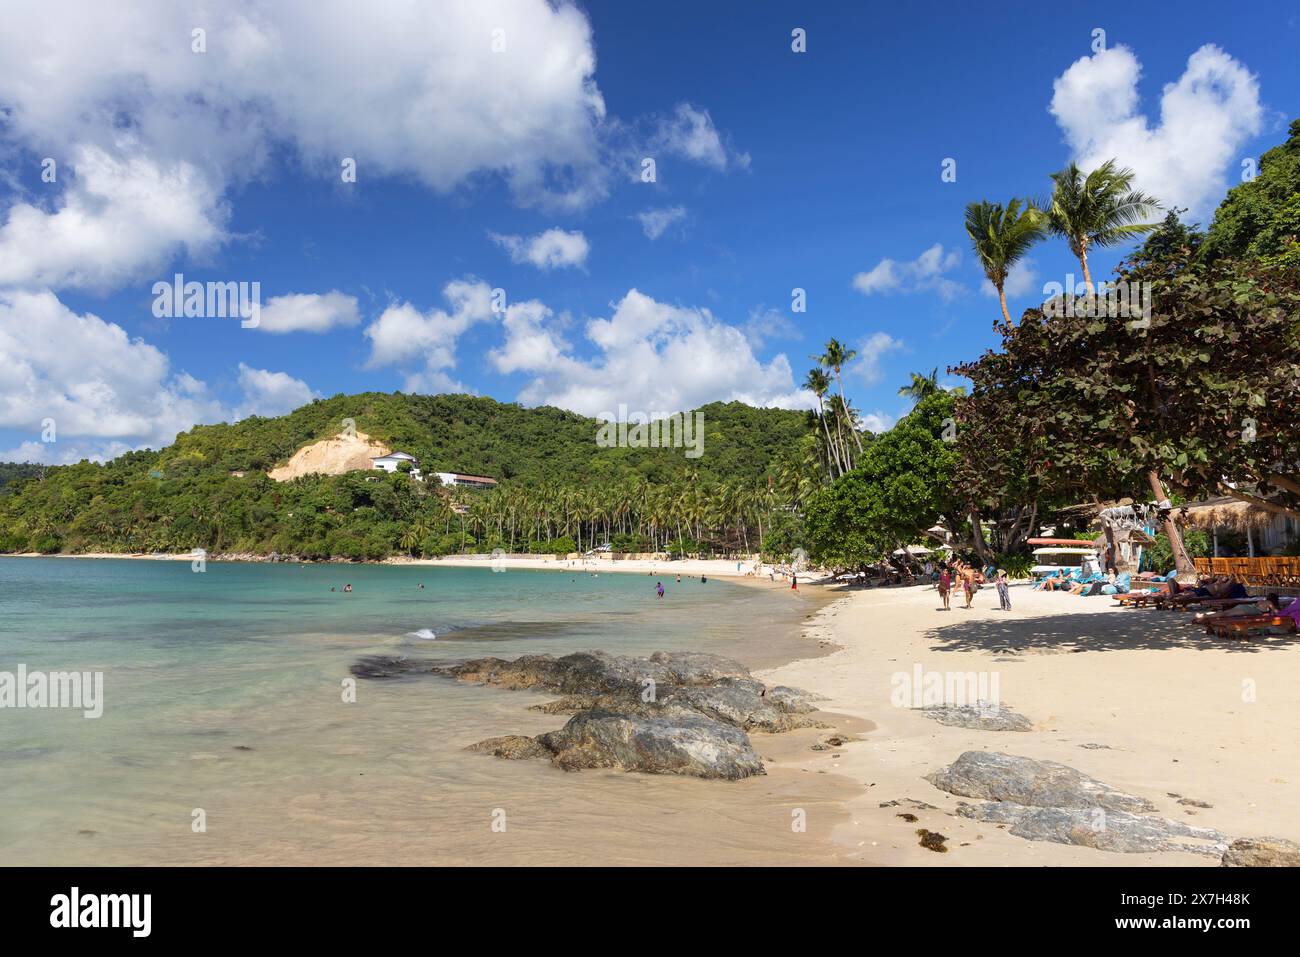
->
[1074,239,1095,296]
[833,368,863,455]
[996,283,1011,325]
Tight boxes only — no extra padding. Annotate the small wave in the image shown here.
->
[408,628,438,640]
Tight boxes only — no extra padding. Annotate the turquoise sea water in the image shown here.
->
[0,557,826,865]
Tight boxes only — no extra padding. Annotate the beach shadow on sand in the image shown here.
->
[921,607,1300,655]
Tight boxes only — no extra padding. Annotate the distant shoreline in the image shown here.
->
[0,550,834,590]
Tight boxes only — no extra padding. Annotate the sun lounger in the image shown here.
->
[1205,615,1297,640]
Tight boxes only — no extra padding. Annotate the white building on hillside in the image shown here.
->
[372,452,422,480]
[433,472,497,490]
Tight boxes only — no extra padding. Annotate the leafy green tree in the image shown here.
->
[1203,118,1300,269]
[952,214,1300,576]
[803,393,960,570]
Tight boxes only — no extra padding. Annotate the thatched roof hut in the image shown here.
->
[1175,496,1275,532]
[1091,527,1156,548]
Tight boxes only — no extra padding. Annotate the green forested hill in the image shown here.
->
[0,393,815,558]
[154,392,807,486]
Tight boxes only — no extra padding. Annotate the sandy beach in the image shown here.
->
[8,551,1296,866]
[757,581,1300,865]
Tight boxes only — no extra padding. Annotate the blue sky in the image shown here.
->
[1,0,1297,462]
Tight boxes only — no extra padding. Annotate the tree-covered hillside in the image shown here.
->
[0,393,814,558]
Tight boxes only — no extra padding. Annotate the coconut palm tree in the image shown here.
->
[899,368,940,403]
[803,367,844,478]
[1044,160,1160,295]
[964,198,1046,325]
[814,338,863,456]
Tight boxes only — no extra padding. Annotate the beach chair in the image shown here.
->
[1206,615,1297,640]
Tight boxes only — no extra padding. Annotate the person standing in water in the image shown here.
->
[656,581,665,599]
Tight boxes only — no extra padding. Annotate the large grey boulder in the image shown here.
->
[535,708,764,779]
[919,701,1033,732]
[959,801,1228,855]
[1221,837,1300,867]
[765,685,822,713]
[431,650,818,734]
[649,650,753,685]
[926,751,1156,812]
[673,678,823,733]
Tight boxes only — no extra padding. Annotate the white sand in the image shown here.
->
[757,582,1300,865]
[398,553,786,582]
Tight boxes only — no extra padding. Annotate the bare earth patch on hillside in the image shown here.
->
[267,431,391,482]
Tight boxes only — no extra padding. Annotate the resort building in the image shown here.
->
[433,472,498,490]
[371,452,422,480]
[1178,496,1300,557]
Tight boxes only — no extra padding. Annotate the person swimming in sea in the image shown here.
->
[656,581,665,598]
[343,583,352,593]
[701,575,708,583]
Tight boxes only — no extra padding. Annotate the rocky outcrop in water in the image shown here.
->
[1221,837,1300,867]
[535,708,764,779]
[353,649,826,780]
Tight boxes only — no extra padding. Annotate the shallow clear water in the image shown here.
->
[0,557,842,865]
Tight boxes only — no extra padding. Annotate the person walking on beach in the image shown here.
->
[996,569,1011,611]
[791,571,798,591]
[961,566,976,609]
[937,563,951,610]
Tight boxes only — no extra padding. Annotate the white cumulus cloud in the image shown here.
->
[636,206,688,240]
[235,364,317,417]
[490,228,589,269]
[0,146,228,294]
[490,289,811,416]
[363,279,496,393]
[1049,43,1264,214]
[0,289,314,460]
[850,332,905,385]
[852,244,964,301]
[256,291,361,334]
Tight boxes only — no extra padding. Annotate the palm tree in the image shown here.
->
[803,367,844,478]
[1044,160,1160,295]
[815,339,863,457]
[899,368,940,403]
[964,198,1046,325]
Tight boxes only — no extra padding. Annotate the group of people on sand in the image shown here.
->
[935,559,1011,612]
[1038,565,1123,596]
